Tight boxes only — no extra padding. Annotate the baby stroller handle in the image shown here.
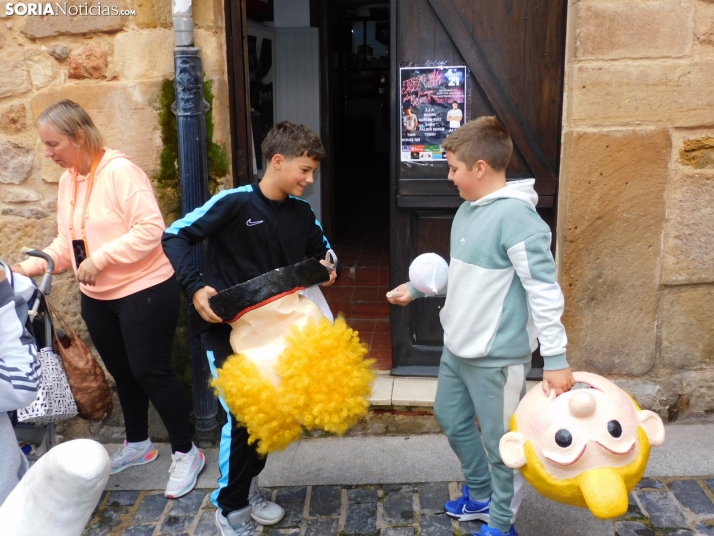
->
[22,248,53,318]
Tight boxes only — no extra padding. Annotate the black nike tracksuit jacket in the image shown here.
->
[162,183,337,353]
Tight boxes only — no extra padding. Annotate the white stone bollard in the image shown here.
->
[0,439,110,536]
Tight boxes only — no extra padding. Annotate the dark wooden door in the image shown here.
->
[390,0,568,375]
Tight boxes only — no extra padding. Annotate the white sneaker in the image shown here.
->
[215,506,254,536]
[165,443,205,499]
[110,440,158,475]
[248,476,284,525]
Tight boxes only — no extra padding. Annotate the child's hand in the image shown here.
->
[542,367,575,396]
[386,283,412,306]
[192,285,223,323]
[319,259,337,287]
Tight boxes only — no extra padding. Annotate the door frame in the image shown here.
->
[389,0,568,376]
[224,0,253,187]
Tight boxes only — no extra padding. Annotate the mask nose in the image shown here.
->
[569,390,596,418]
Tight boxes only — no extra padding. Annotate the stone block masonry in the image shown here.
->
[30,81,166,178]
[0,0,233,439]
[662,171,714,286]
[20,0,129,38]
[559,128,670,376]
[559,0,714,418]
[576,2,694,61]
[571,60,714,127]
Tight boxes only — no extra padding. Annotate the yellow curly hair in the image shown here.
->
[212,315,376,455]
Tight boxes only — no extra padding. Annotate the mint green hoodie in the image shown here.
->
[408,179,568,371]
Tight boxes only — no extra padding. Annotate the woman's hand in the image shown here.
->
[192,286,222,323]
[76,257,102,286]
[11,265,26,276]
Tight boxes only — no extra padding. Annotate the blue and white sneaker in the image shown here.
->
[475,524,518,536]
[444,485,490,522]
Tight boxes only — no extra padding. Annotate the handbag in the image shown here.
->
[16,347,79,424]
[47,300,113,421]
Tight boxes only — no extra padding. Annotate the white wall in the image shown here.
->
[274,0,310,28]
[274,25,322,221]
[273,0,321,220]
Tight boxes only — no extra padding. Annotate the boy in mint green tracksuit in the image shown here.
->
[388,116,574,536]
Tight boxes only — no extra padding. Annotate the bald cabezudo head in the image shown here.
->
[499,371,665,519]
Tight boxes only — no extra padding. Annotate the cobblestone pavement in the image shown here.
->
[84,477,714,536]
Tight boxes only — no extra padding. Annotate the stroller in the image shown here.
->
[10,248,77,460]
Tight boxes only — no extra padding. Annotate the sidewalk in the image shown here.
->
[84,422,714,536]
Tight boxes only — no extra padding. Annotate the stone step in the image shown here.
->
[368,376,540,408]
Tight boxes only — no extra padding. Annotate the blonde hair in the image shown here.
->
[37,100,104,155]
[442,116,513,171]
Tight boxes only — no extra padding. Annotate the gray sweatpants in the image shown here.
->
[0,412,28,505]
[434,350,529,533]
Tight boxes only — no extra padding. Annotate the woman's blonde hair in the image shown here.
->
[37,100,104,155]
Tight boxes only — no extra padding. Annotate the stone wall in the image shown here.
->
[558,0,714,419]
[0,0,231,336]
[0,0,231,441]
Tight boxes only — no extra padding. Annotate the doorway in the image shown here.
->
[224,0,567,376]
[321,1,392,370]
[389,0,567,376]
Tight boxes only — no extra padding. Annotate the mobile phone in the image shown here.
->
[72,239,88,268]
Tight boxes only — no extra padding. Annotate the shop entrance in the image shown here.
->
[224,0,568,376]
[224,0,394,370]
[320,1,393,370]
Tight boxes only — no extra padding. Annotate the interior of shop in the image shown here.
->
[245,0,393,369]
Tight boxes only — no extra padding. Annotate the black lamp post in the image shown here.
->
[172,46,221,445]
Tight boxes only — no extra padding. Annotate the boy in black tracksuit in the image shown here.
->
[162,122,338,536]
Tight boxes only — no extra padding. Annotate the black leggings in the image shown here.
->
[81,276,193,453]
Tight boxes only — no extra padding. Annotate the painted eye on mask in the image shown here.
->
[607,420,623,438]
[555,429,572,448]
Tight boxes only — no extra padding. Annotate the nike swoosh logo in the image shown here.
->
[246,219,263,226]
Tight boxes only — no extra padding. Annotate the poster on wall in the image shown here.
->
[400,66,467,162]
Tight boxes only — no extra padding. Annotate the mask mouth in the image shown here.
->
[544,443,587,467]
[595,440,636,456]
[555,381,602,398]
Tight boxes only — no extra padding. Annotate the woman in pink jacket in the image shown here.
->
[13,100,204,499]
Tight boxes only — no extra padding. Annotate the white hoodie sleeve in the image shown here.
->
[506,232,568,370]
[0,279,40,411]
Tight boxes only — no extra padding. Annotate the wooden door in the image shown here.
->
[390,0,568,375]
[224,0,253,186]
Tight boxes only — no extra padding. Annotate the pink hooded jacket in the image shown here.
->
[20,149,175,300]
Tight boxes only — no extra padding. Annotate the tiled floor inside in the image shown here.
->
[325,218,392,371]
